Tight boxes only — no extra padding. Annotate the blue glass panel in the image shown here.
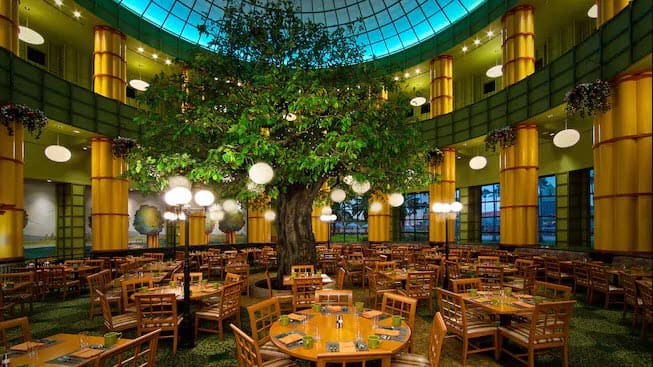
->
[143,4,169,25]
[370,41,389,57]
[412,20,434,40]
[367,29,383,43]
[118,0,148,16]
[398,29,418,47]
[444,1,465,20]
[163,15,186,35]
[392,17,410,33]
[428,11,450,33]
[171,2,191,20]
[385,35,403,53]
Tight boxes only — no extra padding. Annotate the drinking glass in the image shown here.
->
[79,331,89,348]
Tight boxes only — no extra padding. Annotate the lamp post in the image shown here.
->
[432,201,463,289]
[164,176,214,349]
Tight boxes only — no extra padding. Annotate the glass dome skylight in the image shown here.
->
[114,0,486,61]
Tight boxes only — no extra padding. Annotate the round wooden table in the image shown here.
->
[270,309,411,367]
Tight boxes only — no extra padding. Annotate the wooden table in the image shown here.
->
[9,333,130,367]
[270,309,411,367]
[282,274,334,286]
[132,283,220,301]
[463,291,538,325]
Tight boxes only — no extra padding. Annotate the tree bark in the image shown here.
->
[275,180,325,285]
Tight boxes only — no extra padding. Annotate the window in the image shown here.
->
[331,197,368,242]
[481,183,500,242]
[538,175,556,245]
[399,192,429,241]
[589,169,594,247]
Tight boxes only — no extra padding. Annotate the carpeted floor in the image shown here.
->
[22,272,653,367]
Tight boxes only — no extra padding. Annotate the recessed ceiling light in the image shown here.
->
[54,0,63,5]
[547,114,554,118]
[462,46,468,52]
[72,130,80,134]
[18,26,44,45]
[456,155,462,160]
[474,39,481,45]
[137,47,144,53]
[587,4,598,18]
[47,179,53,183]
[404,72,410,78]
[487,30,494,37]
[393,76,399,81]
[152,53,158,59]
[73,10,81,18]
[549,132,556,136]
[415,68,420,74]
[82,146,89,151]
[165,59,172,65]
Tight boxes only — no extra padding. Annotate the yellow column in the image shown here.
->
[499,123,538,246]
[593,71,652,253]
[368,192,390,242]
[0,0,22,260]
[90,137,128,250]
[429,148,456,243]
[93,25,127,101]
[312,207,329,243]
[189,212,206,245]
[501,5,535,88]
[0,121,24,259]
[429,55,453,118]
[248,205,271,243]
[0,0,18,53]
[597,0,629,26]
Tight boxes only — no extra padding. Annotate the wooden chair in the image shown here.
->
[374,261,397,272]
[315,289,353,307]
[172,272,203,284]
[195,280,243,340]
[335,267,346,290]
[543,258,573,285]
[316,351,393,367]
[0,289,15,321]
[290,264,315,275]
[622,273,642,327]
[636,281,652,341]
[246,298,291,361]
[96,289,138,332]
[230,323,298,367]
[87,270,121,319]
[381,293,417,353]
[505,265,537,294]
[291,277,323,312]
[0,316,31,349]
[143,252,164,262]
[134,293,182,355]
[264,271,293,313]
[391,312,447,367]
[451,278,482,294]
[398,271,436,313]
[225,272,242,284]
[206,256,225,280]
[367,271,397,309]
[344,253,365,286]
[0,272,34,314]
[445,260,462,289]
[571,261,592,303]
[478,256,500,264]
[93,329,160,367]
[41,266,80,300]
[225,264,251,296]
[121,276,154,312]
[532,281,572,301]
[589,266,624,308]
[436,288,498,365]
[498,300,576,367]
[476,265,504,292]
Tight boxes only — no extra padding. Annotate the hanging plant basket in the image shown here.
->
[564,79,611,118]
[0,103,48,138]
[485,126,516,152]
[428,148,444,166]
[111,136,139,158]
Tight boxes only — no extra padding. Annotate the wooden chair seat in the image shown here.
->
[112,313,139,330]
[391,311,447,367]
[391,352,430,366]
[230,323,299,367]
[259,340,290,360]
[196,281,243,340]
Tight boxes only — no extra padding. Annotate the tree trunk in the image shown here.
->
[147,234,159,248]
[276,181,325,285]
[225,231,235,244]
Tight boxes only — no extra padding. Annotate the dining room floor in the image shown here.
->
[22,272,653,367]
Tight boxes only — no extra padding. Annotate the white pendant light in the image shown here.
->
[44,135,71,162]
[222,199,238,212]
[388,193,404,207]
[19,26,44,45]
[263,210,276,221]
[469,155,487,170]
[351,179,371,194]
[369,201,383,213]
[321,206,332,215]
[486,64,503,78]
[129,65,149,91]
[330,188,346,203]
[587,4,598,18]
[248,162,274,184]
[285,112,297,121]
[553,119,581,148]
[410,96,426,107]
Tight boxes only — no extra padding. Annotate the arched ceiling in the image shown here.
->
[114,0,486,61]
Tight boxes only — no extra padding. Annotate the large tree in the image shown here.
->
[125,1,434,280]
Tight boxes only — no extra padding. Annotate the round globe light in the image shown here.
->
[469,155,488,170]
[263,210,276,221]
[321,206,332,215]
[178,212,187,221]
[486,65,503,78]
[168,176,191,190]
[210,203,223,212]
[369,201,383,213]
[553,129,580,148]
[410,96,426,107]
[330,188,346,203]
[222,199,238,212]
[388,193,405,207]
[450,201,463,212]
[163,211,177,221]
[211,210,225,221]
[319,214,329,222]
[194,189,215,207]
[164,186,192,206]
[285,112,297,121]
[329,214,337,221]
[249,162,274,184]
[352,180,371,194]
[431,203,446,213]
[44,144,71,162]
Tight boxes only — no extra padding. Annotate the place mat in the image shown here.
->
[274,331,306,349]
[517,294,533,299]
[511,300,535,309]
[324,341,358,353]
[374,326,408,341]
[11,341,45,351]
[322,305,348,314]
[361,310,382,318]
[69,348,104,358]
[46,355,87,366]
[288,313,308,322]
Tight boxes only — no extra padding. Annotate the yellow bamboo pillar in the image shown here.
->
[499,123,538,246]
[368,192,390,242]
[93,25,127,101]
[597,0,629,26]
[146,235,159,248]
[429,55,453,117]
[0,0,22,260]
[0,0,19,53]
[593,71,652,253]
[429,148,456,243]
[90,137,128,250]
[248,205,271,243]
[311,206,329,243]
[501,5,535,88]
[189,211,206,245]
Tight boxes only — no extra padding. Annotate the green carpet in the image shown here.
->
[21,274,652,367]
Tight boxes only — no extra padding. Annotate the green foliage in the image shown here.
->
[133,205,164,235]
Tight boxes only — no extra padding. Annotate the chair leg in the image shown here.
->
[462,337,469,365]
[496,333,503,360]
[562,343,569,367]
[194,316,199,339]
[528,348,535,367]
[173,329,178,355]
